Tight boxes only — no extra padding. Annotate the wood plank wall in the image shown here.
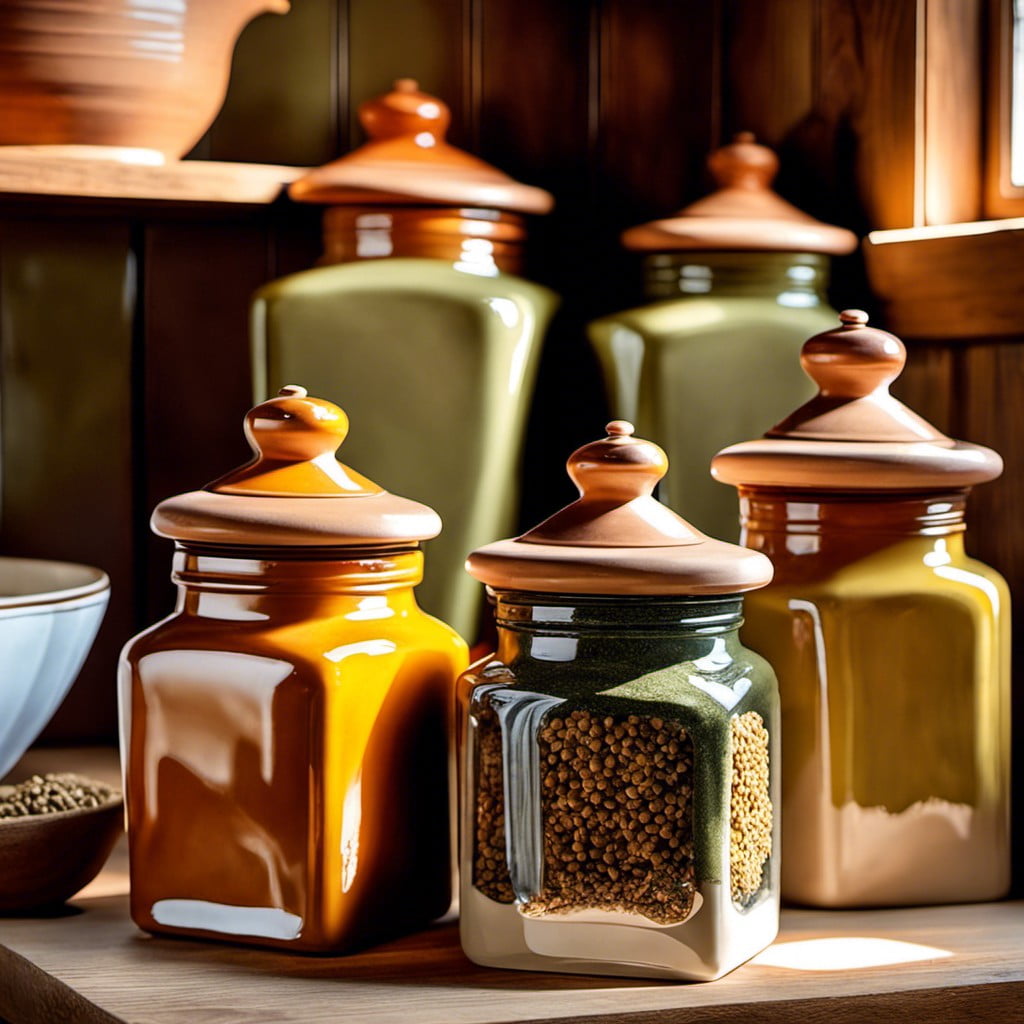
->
[5,0,1020,885]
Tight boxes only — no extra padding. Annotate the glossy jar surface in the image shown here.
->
[252,254,556,643]
[739,491,1010,907]
[588,252,832,540]
[120,546,468,952]
[458,592,779,981]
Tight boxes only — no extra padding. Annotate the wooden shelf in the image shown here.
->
[0,150,307,206]
[2,749,1022,1023]
[864,218,1024,340]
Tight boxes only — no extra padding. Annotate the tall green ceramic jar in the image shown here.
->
[458,422,779,981]
[251,79,557,643]
[588,133,856,541]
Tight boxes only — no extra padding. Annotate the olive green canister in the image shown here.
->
[252,79,557,643]
[588,133,856,540]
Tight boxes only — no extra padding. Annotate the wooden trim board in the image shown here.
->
[0,151,306,206]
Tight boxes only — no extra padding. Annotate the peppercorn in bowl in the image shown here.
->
[0,773,123,912]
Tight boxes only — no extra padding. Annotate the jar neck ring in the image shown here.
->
[490,590,744,636]
[738,488,969,539]
[642,250,829,302]
[171,544,424,594]
[319,205,526,275]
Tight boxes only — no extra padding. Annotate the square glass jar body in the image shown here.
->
[120,548,468,952]
[739,491,1011,907]
[457,592,780,981]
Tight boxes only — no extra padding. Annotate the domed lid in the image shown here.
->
[622,132,856,255]
[153,385,441,547]
[289,79,553,215]
[467,421,772,595]
[711,311,1003,491]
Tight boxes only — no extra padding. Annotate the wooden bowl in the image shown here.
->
[0,782,123,913]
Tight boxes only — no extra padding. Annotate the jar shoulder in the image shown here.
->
[589,297,839,341]
[123,606,467,677]
[459,642,777,719]
[754,543,1010,612]
[255,258,559,316]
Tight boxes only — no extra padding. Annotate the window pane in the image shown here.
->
[1012,0,1024,184]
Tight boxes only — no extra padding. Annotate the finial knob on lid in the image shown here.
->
[207,386,379,497]
[799,310,907,400]
[241,385,351,465]
[564,421,668,506]
[707,132,779,191]
[359,78,451,142]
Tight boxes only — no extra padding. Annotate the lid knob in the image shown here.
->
[801,310,906,399]
[244,385,351,463]
[565,421,668,503]
[358,78,451,143]
[707,132,779,191]
[205,385,382,497]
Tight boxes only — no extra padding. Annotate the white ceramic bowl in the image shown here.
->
[0,558,110,779]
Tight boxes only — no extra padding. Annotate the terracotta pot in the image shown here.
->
[0,0,289,159]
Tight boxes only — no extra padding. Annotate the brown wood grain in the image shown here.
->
[0,153,304,206]
[955,343,1024,891]
[725,0,816,149]
[924,0,983,224]
[1,888,1022,1024]
[864,224,1024,338]
[0,220,136,742]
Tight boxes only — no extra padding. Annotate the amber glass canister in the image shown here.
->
[588,133,856,541]
[458,422,779,980]
[253,79,557,643]
[712,311,1010,907]
[119,386,468,952]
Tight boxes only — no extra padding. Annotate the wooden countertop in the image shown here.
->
[2,749,1022,1023]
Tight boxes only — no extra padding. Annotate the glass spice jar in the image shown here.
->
[458,422,779,980]
[712,310,1010,907]
[588,133,856,542]
[119,386,468,952]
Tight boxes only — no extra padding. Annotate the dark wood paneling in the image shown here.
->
[955,342,1024,886]
[194,0,341,167]
[0,220,136,741]
[725,0,816,148]
[348,0,468,148]
[141,222,273,622]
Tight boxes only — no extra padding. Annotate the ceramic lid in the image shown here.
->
[622,132,856,255]
[289,79,553,215]
[711,311,1003,491]
[467,421,773,595]
[153,385,441,547]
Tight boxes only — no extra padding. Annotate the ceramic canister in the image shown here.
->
[252,79,557,644]
[588,133,856,542]
[457,421,780,981]
[712,311,1010,907]
[119,386,468,952]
